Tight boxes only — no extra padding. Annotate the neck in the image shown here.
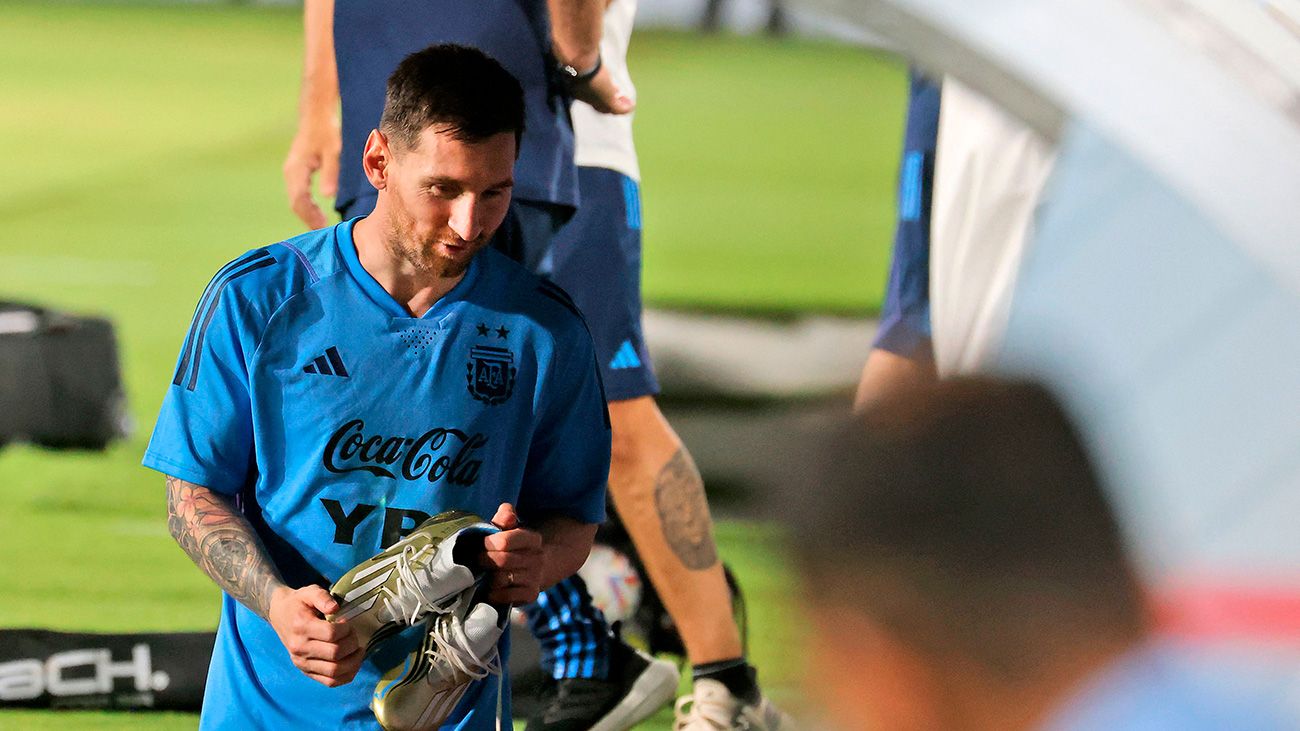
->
[353,209,466,318]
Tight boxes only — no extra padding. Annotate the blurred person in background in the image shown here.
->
[285,1,787,728]
[854,74,1055,410]
[854,68,940,410]
[786,378,1289,731]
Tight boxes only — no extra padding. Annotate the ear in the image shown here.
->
[361,129,391,191]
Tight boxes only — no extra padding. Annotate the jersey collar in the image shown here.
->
[335,216,481,322]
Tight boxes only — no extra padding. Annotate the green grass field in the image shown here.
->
[0,3,904,728]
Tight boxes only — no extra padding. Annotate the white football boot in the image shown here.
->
[328,510,497,652]
[372,599,507,731]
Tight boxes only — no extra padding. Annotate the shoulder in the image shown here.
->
[476,248,593,345]
[202,226,344,337]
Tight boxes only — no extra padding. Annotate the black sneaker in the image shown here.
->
[526,639,680,731]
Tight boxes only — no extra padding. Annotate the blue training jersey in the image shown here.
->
[333,0,578,216]
[143,219,610,730]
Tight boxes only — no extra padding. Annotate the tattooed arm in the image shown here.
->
[165,475,283,618]
[165,475,362,686]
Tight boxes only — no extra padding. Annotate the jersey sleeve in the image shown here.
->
[874,69,940,360]
[142,253,271,494]
[515,323,611,527]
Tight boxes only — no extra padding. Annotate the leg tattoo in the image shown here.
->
[653,448,720,570]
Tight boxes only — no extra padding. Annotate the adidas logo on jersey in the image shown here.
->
[304,346,350,377]
[608,340,641,370]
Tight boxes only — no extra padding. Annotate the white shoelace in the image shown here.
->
[424,613,501,683]
[673,693,745,731]
[381,544,455,625]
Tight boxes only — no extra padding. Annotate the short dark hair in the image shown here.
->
[790,379,1145,678]
[379,44,525,152]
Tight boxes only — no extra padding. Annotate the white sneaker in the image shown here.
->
[371,600,506,731]
[673,679,794,731]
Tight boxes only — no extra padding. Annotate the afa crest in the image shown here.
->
[467,345,516,405]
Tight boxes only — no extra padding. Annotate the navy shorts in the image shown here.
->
[339,167,659,402]
[545,167,658,401]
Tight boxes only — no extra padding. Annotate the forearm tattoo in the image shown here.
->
[652,447,720,570]
[166,476,283,619]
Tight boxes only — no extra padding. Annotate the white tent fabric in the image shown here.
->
[929,78,1055,376]
[795,0,1300,713]
[804,0,1300,294]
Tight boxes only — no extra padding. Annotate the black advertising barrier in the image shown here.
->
[0,625,549,713]
[0,629,213,711]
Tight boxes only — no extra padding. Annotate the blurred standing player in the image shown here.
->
[147,45,610,729]
[285,1,788,728]
[543,2,788,729]
[855,69,941,410]
[285,2,673,730]
[855,72,1055,407]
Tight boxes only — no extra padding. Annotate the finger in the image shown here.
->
[481,549,542,571]
[483,527,542,553]
[289,187,327,229]
[294,657,359,685]
[577,69,635,115]
[319,150,339,198]
[285,158,327,229]
[490,503,519,531]
[301,585,340,616]
[611,91,635,115]
[297,636,362,663]
[297,197,328,230]
[303,671,345,687]
[303,616,355,643]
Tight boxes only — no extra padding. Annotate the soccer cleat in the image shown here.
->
[372,599,507,731]
[329,510,496,653]
[672,679,794,731]
[526,638,681,731]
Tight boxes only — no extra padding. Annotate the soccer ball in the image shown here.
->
[576,544,643,624]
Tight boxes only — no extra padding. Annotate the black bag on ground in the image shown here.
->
[0,301,128,450]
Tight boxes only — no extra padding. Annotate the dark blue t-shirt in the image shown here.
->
[333,0,578,215]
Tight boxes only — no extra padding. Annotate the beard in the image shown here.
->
[383,208,487,279]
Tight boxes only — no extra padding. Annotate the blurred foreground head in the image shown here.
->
[791,378,1146,731]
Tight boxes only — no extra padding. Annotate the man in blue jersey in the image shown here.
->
[147,45,610,730]
[285,3,696,730]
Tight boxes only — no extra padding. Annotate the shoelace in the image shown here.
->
[381,544,455,625]
[423,613,500,683]
[673,691,749,731]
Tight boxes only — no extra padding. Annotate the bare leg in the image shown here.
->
[607,396,743,664]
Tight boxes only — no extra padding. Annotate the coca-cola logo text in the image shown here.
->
[323,419,485,486]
